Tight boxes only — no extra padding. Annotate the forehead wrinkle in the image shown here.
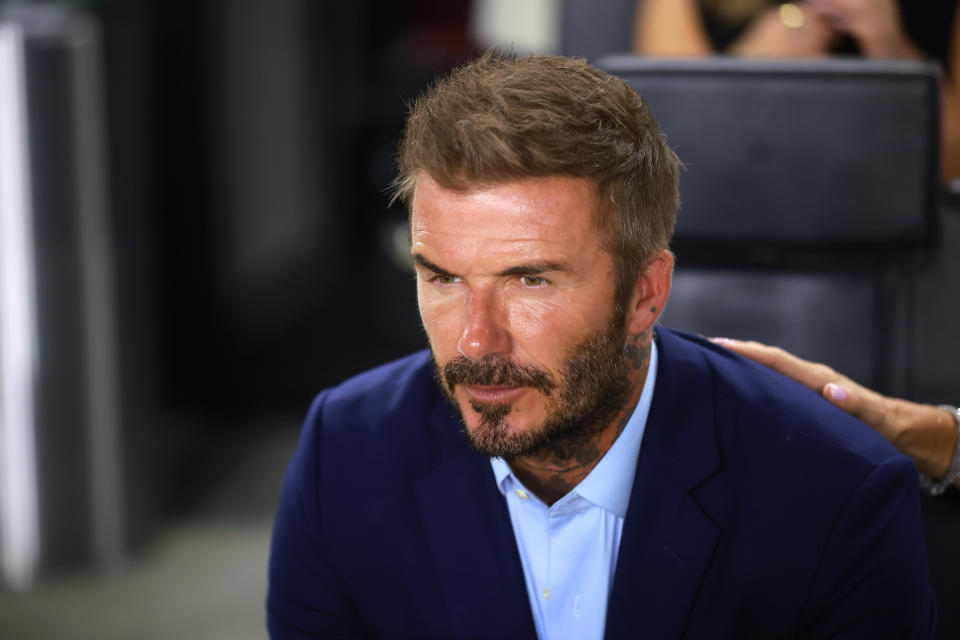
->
[412,227,576,258]
[413,214,583,238]
[413,217,607,268]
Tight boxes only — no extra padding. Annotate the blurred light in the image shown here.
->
[471,0,560,54]
[0,22,39,590]
[779,3,805,29]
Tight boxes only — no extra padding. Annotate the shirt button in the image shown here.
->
[514,489,529,499]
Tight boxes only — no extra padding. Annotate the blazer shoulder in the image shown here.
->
[322,350,435,411]
[298,350,457,473]
[658,327,904,473]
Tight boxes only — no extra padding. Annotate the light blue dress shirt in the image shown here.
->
[490,342,658,640]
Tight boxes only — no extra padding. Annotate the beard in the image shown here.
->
[433,308,635,460]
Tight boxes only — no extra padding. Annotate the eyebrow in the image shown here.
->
[413,254,456,277]
[412,254,568,278]
[496,261,567,277]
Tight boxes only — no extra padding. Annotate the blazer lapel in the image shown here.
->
[414,396,537,639]
[606,329,725,639]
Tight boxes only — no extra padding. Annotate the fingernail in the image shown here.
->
[825,383,847,401]
[711,337,733,344]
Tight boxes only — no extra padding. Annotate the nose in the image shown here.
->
[458,288,512,360]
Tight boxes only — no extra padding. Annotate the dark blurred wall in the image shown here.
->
[99,0,476,420]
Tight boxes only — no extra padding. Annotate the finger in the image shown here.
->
[823,382,860,413]
[711,338,783,368]
[823,381,872,423]
[823,380,891,438]
[712,338,838,393]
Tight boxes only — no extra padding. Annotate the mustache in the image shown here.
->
[443,356,556,396]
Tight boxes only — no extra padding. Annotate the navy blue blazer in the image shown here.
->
[267,327,935,639]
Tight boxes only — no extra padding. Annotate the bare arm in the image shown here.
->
[633,0,714,55]
[714,338,959,484]
[942,5,960,181]
[635,0,959,179]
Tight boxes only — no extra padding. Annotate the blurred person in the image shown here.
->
[634,0,960,181]
[715,337,960,495]
[267,51,934,639]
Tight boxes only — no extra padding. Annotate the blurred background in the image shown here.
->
[0,0,957,638]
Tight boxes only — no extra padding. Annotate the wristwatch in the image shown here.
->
[918,405,960,496]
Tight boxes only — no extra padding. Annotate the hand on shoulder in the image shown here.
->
[712,337,959,484]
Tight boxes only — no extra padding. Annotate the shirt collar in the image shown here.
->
[490,340,659,517]
[491,454,512,492]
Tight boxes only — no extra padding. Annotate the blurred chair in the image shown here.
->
[600,54,958,638]
[601,56,940,399]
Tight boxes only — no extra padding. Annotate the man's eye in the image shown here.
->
[521,275,547,287]
[432,274,458,285]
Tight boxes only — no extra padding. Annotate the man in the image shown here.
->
[267,51,934,639]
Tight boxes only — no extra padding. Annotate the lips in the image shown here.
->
[462,385,528,403]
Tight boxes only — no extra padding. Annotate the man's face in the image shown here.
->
[411,174,634,458]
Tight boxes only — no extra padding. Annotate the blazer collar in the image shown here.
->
[414,392,538,639]
[605,327,725,639]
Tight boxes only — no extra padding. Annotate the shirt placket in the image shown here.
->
[511,481,551,637]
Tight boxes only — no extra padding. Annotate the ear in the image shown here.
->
[624,249,674,337]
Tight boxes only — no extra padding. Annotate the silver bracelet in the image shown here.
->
[918,405,960,496]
